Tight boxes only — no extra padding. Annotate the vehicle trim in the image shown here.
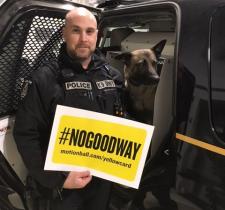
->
[176,133,225,156]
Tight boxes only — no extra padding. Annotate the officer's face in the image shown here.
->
[63,13,98,62]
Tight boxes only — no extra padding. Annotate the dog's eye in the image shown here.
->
[152,60,157,66]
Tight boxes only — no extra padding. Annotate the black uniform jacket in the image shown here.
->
[13,45,124,208]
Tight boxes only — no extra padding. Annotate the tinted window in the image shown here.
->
[210,7,225,140]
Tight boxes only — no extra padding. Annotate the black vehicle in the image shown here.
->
[0,0,225,209]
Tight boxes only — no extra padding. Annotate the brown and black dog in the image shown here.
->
[115,40,166,124]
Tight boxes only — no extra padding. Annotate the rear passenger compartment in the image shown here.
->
[98,11,176,77]
[98,7,178,210]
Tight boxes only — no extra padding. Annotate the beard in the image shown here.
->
[70,44,95,61]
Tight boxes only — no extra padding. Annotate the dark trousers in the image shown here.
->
[50,178,111,210]
[50,190,84,210]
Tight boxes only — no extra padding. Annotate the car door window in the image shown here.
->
[0,11,65,117]
[210,7,225,141]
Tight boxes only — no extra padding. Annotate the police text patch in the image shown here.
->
[65,81,92,90]
[96,80,115,89]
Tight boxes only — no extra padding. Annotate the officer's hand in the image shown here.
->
[63,171,92,189]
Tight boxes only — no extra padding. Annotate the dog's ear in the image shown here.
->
[114,52,132,65]
[151,39,167,59]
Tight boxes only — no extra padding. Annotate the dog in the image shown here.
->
[115,40,166,124]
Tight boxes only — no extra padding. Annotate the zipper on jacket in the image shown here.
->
[57,187,63,200]
[86,64,111,111]
[85,70,97,102]
[88,90,94,101]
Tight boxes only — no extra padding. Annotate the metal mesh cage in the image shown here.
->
[0,13,65,116]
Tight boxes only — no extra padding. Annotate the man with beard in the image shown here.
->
[13,7,124,210]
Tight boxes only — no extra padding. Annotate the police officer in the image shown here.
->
[13,7,124,210]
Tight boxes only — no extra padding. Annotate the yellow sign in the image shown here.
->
[44,105,154,189]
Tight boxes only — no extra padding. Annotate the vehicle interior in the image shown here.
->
[97,8,177,209]
[0,1,177,209]
[98,10,175,73]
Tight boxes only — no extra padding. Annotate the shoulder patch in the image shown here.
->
[96,80,115,89]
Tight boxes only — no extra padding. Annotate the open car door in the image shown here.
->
[97,1,178,209]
